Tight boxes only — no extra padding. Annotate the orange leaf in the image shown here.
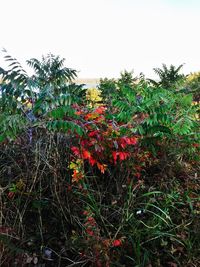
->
[94,106,106,114]
[97,162,106,173]
[84,113,98,120]
[72,170,84,183]
[82,149,91,159]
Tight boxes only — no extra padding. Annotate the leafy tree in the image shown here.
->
[27,53,77,96]
[98,70,142,106]
[0,51,29,113]
[98,77,117,106]
[110,78,199,162]
[149,63,185,89]
[0,51,86,141]
[118,70,137,87]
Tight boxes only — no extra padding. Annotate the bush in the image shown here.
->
[0,54,200,266]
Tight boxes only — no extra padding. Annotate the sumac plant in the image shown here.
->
[105,80,199,163]
[1,53,200,266]
[67,105,149,183]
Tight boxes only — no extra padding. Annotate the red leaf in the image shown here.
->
[118,138,127,149]
[89,156,96,166]
[112,151,130,163]
[112,151,118,164]
[112,239,122,247]
[124,137,137,145]
[118,136,137,149]
[82,149,91,159]
[8,192,15,199]
[86,229,94,236]
[71,146,80,156]
[119,151,130,161]
[193,143,199,148]
[83,210,89,216]
[87,217,95,222]
[88,130,99,137]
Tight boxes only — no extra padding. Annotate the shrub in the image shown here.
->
[0,53,199,266]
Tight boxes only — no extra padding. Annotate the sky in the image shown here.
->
[0,0,200,79]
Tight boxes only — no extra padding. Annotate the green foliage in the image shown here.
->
[98,77,117,106]
[108,81,199,161]
[0,51,29,115]
[0,113,27,142]
[0,51,86,142]
[149,63,185,90]
[98,70,145,108]
[0,52,199,266]
[118,69,137,87]
[47,120,84,136]
[27,53,77,92]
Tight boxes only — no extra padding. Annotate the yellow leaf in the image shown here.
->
[69,162,77,169]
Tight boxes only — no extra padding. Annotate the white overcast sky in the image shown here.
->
[0,0,200,78]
